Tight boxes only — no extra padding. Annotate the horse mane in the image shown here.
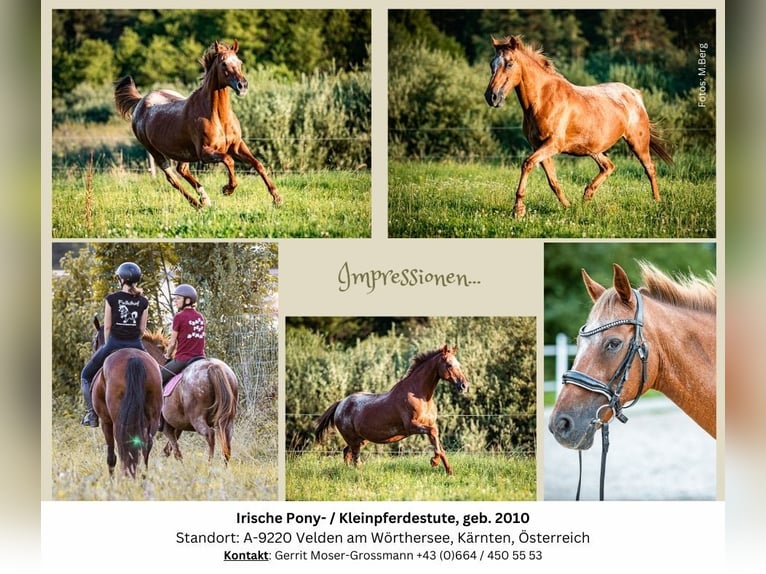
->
[403,347,444,378]
[199,41,237,72]
[494,35,560,76]
[593,261,716,317]
[143,329,168,348]
[637,261,716,313]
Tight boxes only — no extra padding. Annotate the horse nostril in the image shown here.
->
[551,413,573,438]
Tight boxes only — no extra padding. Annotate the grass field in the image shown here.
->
[388,153,715,238]
[51,167,371,238]
[49,401,277,501]
[286,452,536,501]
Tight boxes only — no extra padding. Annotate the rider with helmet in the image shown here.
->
[161,283,207,386]
[80,262,149,427]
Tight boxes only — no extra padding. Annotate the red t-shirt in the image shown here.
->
[172,307,206,361]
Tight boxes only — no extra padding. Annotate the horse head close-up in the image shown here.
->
[548,261,716,499]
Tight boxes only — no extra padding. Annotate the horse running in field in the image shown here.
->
[548,262,716,498]
[114,40,282,209]
[485,36,673,217]
[315,344,468,475]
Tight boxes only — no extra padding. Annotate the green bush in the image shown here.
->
[388,43,715,161]
[388,42,509,161]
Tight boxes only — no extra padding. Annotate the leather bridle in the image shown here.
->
[561,288,650,500]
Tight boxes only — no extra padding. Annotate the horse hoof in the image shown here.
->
[513,205,526,218]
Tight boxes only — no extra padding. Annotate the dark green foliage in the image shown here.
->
[51,243,277,391]
[543,242,716,344]
[388,9,716,160]
[285,317,536,457]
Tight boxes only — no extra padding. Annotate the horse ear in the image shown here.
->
[612,264,633,304]
[232,39,239,52]
[581,268,605,302]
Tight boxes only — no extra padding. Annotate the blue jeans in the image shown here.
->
[81,336,145,385]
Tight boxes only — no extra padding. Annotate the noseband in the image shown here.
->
[561,288,650,500]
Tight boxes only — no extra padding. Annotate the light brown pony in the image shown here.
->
[90,320,162,478]
[142,334,239,465]
[549,262,716,454]
[315,344,468,475]
[114,40,282,209]
[485,36,673,217]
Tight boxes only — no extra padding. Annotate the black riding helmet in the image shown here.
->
[116,262,141,285]
[172,284,198,307]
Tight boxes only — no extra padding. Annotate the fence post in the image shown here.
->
[147,152,156,178]
[554,332,570,397]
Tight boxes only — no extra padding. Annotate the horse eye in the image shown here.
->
[605,338,622,352]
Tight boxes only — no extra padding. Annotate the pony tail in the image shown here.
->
[207,364,238,463]
[113,76,143,119]
[649,124,674,166]
[315,401,340,443]
[116,356,147,478]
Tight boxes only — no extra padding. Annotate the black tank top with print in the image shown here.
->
[106,291,149,340]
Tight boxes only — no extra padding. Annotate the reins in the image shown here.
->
[562,289,650,500]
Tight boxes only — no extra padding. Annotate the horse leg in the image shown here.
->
[626,140,661,201]
[102,421,117,476]
[540,158,571,208]
[176,162,211,206]
[513,144,557,217]
[583,152,615,201]
[342,445,353,465]
[189,415,216,463]
[425,426,452,475]
[156,160,204,209]
[232,142,283,205]
[162,426,183,461]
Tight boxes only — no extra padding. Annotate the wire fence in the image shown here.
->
[286,411,537,458]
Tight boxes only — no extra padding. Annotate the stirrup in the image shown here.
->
[81,411,99,427]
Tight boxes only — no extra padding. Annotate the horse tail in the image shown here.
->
[315,401,340,443]
[208,364,238,462]
[116,356,147,478]
[649,125,674,166]
[114,76,143,120]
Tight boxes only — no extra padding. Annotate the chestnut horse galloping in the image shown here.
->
[114,40,282,209]
[485,36,673,217]
[315,344,469,475]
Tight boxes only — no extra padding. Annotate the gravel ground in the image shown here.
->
[543,395,717,501]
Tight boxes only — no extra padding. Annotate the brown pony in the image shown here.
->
[142,334,239,465]
[549,262,716,453]
[315,344,468,475]
[114,40,282,209]
[485,36,673,217]
[90,320,162,478]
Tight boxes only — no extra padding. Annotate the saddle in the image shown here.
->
[163,356,206,397]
